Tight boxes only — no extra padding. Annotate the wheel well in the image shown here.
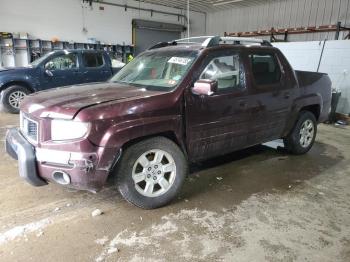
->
[122,131,183,152]
[300,104,320,120]
[1,81,34,93]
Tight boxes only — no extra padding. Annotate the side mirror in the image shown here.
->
[192,79,218,96]
[45,69,53,77]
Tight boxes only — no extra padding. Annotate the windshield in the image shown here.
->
[110,50,198,91]
[30,52,55,67]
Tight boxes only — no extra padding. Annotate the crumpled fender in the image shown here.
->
[94,114,184,151]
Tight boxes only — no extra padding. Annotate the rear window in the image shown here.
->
[249,53,281,85]
[82,52,104,67]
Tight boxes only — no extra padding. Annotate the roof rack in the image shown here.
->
[148,35,272,50]
[220,36,272,46]
[174,36,217,45]
[148,41,177,50]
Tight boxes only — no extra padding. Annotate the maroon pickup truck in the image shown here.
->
[6,36,331,209]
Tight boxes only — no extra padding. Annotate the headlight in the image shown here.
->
[51,119,90,141]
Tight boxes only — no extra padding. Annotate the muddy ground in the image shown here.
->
[0,112,349,262]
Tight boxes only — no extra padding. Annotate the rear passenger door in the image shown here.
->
[81,52,111,83]
[246,50,295,144]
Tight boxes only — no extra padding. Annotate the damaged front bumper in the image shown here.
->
[5,128,47,186]
[5,128,120,192]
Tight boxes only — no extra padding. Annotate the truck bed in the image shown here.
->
[295,70,332,122]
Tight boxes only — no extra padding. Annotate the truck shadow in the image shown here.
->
[176,141,344,207]
[102,140,344,211]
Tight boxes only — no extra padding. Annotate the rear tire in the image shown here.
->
[284,111,317,155]
[1,85,30,114]
[115,137,188,209]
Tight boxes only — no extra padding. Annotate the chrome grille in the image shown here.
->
[20,112,38,143]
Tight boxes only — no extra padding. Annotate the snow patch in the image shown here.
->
[0,218,51,245]
[95,236,109,245]
[151,220,178,237]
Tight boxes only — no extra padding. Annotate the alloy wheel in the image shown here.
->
[8,91,26,109]
[132,149,176,197]
[299,119,314,148]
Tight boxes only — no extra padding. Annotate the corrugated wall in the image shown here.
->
[207,0,350,41]
[273,40,350,114]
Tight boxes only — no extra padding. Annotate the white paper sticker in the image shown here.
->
[168,57,192,65]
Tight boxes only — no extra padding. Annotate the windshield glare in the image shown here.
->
[111,50,197,91]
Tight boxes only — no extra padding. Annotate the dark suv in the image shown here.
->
[0,50,120,113]
[6,36,331,209]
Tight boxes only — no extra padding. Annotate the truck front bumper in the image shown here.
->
[5,128,120,192]
[5,128,47,186]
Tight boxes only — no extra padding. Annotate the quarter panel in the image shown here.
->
[283,93,323,136]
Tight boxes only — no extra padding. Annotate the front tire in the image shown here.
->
[1,85,30,114]
[284,111,317,155]
[115,137,188,209]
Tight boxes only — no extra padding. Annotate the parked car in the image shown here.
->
[5,36,331,209]
[0,49,122,113]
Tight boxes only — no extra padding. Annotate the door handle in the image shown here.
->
[45,69,53,77]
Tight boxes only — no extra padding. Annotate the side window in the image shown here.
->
[200,54,241,91]
[82,53,104,68]
[96,53,104,66]
[249,53,281,85]
[45,53,77,70]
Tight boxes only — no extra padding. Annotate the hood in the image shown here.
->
[21,82,164,119]
[0,67,11,72]
[0,66,34,73]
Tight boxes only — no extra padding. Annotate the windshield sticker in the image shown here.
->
[168,57,192,65]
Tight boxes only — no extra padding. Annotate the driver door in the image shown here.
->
[185,50,253,161]
[41,52,82,89]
